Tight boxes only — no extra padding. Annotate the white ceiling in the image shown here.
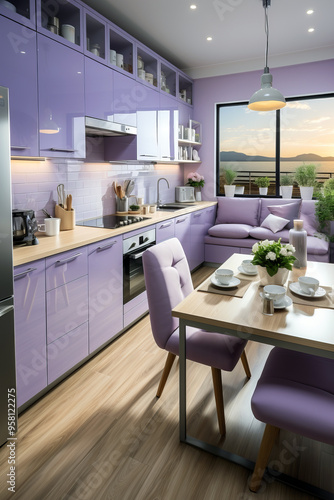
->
[82,0,334,79]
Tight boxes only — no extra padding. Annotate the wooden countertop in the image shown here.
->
[13,201,217,267]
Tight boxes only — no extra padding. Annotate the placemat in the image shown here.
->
[287,281,334,309]
[235,270,260,282]
[198,276,252,298]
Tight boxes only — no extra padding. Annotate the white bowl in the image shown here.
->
[215,268,234,285]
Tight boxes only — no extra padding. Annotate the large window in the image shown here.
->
[216,93,334,196]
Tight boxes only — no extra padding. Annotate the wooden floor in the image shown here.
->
[1,266,333,500]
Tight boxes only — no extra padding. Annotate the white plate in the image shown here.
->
[260,293,292,309]
[211,276,240,288]
[289,282,327,298]
[238,265,258,276]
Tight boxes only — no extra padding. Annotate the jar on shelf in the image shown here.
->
[289,219,307,268]
[137,55,144,70]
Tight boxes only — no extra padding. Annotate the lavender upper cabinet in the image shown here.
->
[174,213,191,264]
[13,260,47,408]
[0,17,38,156]
[85,57,113,121]
[136,85,159,160]
[84,9,106,63]
[156,219,175,243]
[160,61,177,98]
[37,33,85,158]
[36,0,83,51]
[159,93,178,162]
[136,44,158,89]
[0,0,35,28]
[112,71,137,127]
[178,73,193,106]
[108,24,134,77]
[88,236,123,353]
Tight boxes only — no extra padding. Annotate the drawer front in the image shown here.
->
[156,220,175,243]
[46,247,87,291]
[47,276,88,343]
[47,322,88,384]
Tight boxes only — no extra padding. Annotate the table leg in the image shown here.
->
[179,318,186,442]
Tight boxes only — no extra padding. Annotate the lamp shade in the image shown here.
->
[248,72,286,111]
[39,111,60,134]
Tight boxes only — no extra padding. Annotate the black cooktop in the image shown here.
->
[77,214,150,229]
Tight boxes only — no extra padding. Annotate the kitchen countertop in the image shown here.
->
[13,201,217,267]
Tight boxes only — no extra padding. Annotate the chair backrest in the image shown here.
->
[143,238,193,349]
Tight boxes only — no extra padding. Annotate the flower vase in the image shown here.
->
[257,266,289,286]
[289,219,307,268]
[195,188,202,201]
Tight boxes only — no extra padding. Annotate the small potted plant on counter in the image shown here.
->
[255,176,270,196]
[295,164,317,200]
[187,172,205,201]
[222,168,237,197]
[280,174,295,199]
[128,204,141,214]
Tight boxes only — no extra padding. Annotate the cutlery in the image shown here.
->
[42,209,52,218]
[66,194,72,211]
[126,179,135,196]
[57,183,65,207]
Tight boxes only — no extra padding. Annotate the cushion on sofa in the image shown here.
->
[259,199,301,227]
[208,224,252,239]
[300,200,319,236]
[261,214,290,233]
[267,202,301,229]
[248,227,290,242]
[306,235,329,255]
[215,197,260,226]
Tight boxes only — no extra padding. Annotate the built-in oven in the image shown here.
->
[123,228,156,305]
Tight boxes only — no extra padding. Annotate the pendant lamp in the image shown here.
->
[248,0,286,112]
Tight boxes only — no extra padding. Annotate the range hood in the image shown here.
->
[85,116,137,137]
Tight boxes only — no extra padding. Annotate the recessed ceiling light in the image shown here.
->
[306,9,314,15]
[308,27,315,32]
[190,4,197,9]
[207,36,213,41]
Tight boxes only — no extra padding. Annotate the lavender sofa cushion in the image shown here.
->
[215,197,260,226]
[268,202,301,229]
[261,214,289,233]
[259,199,301,228]
[252,347,334,445]
[208,224,252,239]
[300,200,319,236]
[306,235,329,255]
[248,227,290,242]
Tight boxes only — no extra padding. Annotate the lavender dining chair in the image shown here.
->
[143,238,251,435]
[249,347,334,492]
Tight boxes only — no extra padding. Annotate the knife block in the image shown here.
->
[55,204,75,230]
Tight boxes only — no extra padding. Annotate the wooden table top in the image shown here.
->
[172,253,334,356]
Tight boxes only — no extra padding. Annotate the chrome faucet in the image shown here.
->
[157,177,170,208]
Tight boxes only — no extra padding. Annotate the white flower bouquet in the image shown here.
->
[252,239,296,277]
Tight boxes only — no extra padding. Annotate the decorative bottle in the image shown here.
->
[289,219,307,268]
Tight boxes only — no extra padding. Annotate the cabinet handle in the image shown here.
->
[193,213,201,218]
[97,241,117,252]
[159,222,173,229]
[176,218,186,224]
[139,154,156,158]
[56,252,82,265]
[161,156,174,159]
[14,267,37,280]
[11,146,30,150]
[49,148,76,153]
[129,250,145,260]
[0,305,14,318]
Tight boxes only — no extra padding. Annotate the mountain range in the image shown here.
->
[219,151,334,162]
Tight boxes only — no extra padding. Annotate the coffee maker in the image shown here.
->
[12,209,39,245]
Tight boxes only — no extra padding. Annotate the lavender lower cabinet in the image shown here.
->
[203,206,216,231]
[13,260,47,408]
[189,210,205,270]
[88,237,123,353]
[47,323,88,384]
[155,219,175,243]
[174,213,191,264]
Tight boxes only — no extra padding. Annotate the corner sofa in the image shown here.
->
[204,197,329,264]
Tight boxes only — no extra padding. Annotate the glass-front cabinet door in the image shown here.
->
[108,25,134,77]
[136,44,158,89]
[84,10,106,62]
[0,0,35,28]
[37,0,82,50]
[160,61,177,98]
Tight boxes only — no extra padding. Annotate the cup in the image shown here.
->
[215,268,234,285]
[149,205,156,213]
[61,24,75,43]
[263,285,286,305]
[137,197,143,206]
[110,49,116,65]
[38,218,60,236]
[242,259,256,273]
[298,276,319,296]
[142,205,149,215]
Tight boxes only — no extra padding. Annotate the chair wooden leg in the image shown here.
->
[156,352,176,398]
[249,424,280,492]
[241,350,251,379]
[211,367,226,436]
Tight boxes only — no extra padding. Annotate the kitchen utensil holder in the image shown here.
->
[116,197,128,214]
[55,204,75,230]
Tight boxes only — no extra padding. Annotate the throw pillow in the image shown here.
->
[268,201,301,229]
[261,214,290,233]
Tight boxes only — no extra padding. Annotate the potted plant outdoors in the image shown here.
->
[295,164,317,200]
[222,168,237,197]
[252,239,296,285]
[186,172,205,201]
[255,177,270,196]
[280,174,295,199]
[315,179,334,239]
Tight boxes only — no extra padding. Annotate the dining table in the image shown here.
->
[172,253,334,499]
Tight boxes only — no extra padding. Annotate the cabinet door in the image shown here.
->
[112,71,137,127]
[174,214,191,264]
[0,0,35,28]
[13,261,47,408]
[189,210,205,270]
[88,236,123,353]
[156,219,175,243]
[159,93,178,162]
[85,57,113,120]
[38,33,85,158]
[0,17,38,156]
[136,85,159,160]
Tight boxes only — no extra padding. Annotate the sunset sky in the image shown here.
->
[219,97,334,158]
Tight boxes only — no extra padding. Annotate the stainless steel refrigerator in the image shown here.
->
[0,86,17,447]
